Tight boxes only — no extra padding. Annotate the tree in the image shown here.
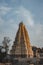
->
[2,37,11,54]
[0,46,6,62]
[32,46,37,57]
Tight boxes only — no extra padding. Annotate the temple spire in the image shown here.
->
[10,22,33,58]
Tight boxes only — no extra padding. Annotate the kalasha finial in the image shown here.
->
[19,21,24,27]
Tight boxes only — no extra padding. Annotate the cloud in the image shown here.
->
[0,5,43,48]
[13,6,34,27]
[35,24,43,43]
[29,23,43,47]
[19,6,34,27]
[0,5,12,31]
[0,6,12,32]
[0,17,4,26]
[0,6,12,16]
[10,0,15,3]
[4,6,34,27]
[6,18,18,30]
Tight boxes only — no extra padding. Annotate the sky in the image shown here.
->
[0,0,43,48]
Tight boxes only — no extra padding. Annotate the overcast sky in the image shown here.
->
[0,0,43,48]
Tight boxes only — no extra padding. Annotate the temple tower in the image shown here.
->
[10,22,33,58]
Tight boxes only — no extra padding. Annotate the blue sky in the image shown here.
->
[0,0,43,48]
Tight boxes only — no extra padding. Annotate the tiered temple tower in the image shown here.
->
[10,22,33,58]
